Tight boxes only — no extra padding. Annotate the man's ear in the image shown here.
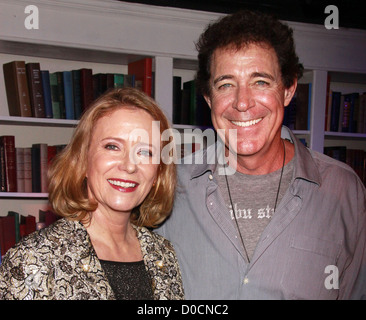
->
[284,79,298,107]
[204,95,212,109]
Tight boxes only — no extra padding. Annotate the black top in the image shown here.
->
[100,259,154,300]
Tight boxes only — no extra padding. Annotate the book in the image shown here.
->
[7,211,20,243]
[80,68,94,112]
[47,145,57,165]
[123,74,135,88]
[26,62,45,118]
[31,143,48,193]
[63,71,75,119]
[341,93,360,133]
[359,93,366,133]
[0,215,16,256]
[56,72,66,119]
[3,61,32,117]
[20,214,36,237]
[39,209,59,227]
[41,70,54,118]
[330,91,341,132]
[50,72,61,119]
[128,58,153,96]
[0,135,17,192]
[93,73,107,99]
[23,147,32,193]
[72,70,82,120]
[341,95,351,132]
[15,147,25,192]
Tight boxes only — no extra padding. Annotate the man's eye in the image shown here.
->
[218,83,233,89]
[256,80,269,86]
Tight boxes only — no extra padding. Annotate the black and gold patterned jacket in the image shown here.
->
[0,218,184,300]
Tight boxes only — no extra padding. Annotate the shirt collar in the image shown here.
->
[189,126,321,186]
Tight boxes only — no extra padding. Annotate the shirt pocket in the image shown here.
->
[280,235,342,300]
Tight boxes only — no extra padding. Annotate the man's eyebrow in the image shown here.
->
[251,72,275,81]
[213,75,234,85]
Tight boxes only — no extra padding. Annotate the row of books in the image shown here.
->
[173,77,212,127]
[0,135,66,193]
[3,58,153,120]
[324,146,366,186]
[0,209,59,260]
[283,83,312,131]
[324,91,366,133]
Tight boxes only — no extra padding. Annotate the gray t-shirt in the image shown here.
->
[215,156,294,262]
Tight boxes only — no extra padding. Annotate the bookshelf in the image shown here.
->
[1,0,366,221]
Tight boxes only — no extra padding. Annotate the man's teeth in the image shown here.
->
[108,180,136,188]
[231,118,262,127]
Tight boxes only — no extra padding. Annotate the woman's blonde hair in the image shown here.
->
[48,87,176,228]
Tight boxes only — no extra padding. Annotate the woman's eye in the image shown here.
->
[105,144,119,151]
[138,149,152,157]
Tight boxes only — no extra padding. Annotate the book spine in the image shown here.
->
[72,70,82,120]
[23,147,32,193]
[50,72,61,119]
[80,68,94,112]
[41,70,54,118]
[31,143,48,193]
[15,147,25,193]
[3,61,32,117]
[56,72,66,119]
[0,136,17,192]
[26,62,45,118]
[63,71,75,120]
[0,216,16,255]
[31,144,41,192]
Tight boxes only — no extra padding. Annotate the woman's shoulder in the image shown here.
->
[2,219,87,263]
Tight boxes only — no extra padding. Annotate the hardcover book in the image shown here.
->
[3,61,32,117]
[26,62,45,118]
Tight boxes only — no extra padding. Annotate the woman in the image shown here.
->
[0,88,184,300]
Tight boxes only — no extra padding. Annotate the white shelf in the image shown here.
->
[325,131,366,139]
[0,116,78,127]
[0,192,48,199]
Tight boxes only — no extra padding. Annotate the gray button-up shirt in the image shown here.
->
[157,127,366,299]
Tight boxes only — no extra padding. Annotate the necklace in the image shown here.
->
[224,139,286,263]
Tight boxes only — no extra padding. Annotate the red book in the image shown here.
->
[0,135,17,192]
[0,215,16,256]
[20,215,36,237]
[128,58,152,97]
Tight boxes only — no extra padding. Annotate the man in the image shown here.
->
[157,10,366,299]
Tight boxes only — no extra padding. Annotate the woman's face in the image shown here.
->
[86,107,160,215]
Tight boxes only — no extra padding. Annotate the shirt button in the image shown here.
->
[208,174,213,180]
[243,277,249,284]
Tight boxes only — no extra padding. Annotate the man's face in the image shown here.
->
[205,43,296,159]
